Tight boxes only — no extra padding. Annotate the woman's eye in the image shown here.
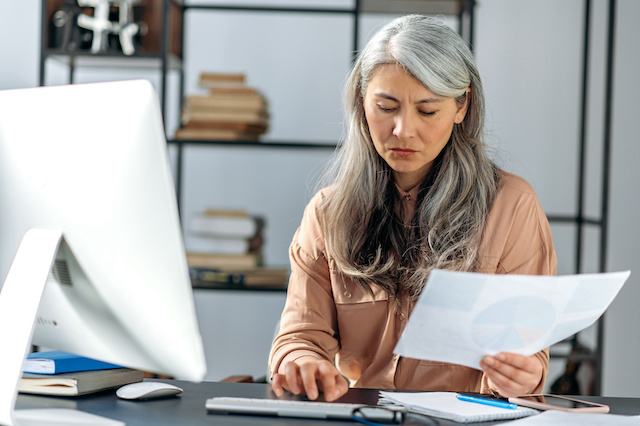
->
[420,110,436,117]
[377,105,394,112]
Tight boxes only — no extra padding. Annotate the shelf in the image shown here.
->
[545,214,605,227]
[183,0,469,15]
[192,283,286,292]
[550,352,598,362]
[44,51,183,70]
[183,4,355,14]
[360,0,467,15]
[168,139,337,149]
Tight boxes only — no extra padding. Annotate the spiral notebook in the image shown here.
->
[379,391,539,423]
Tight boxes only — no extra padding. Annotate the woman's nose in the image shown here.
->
[392,110,418,139]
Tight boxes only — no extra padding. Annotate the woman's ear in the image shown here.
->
[454,87,471,124]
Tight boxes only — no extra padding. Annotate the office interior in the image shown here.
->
[0,0,638,399]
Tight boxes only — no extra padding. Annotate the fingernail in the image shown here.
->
[497,354,506,361]
[308,389,318,400]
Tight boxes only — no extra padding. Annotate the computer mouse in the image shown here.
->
[116,381,183,401]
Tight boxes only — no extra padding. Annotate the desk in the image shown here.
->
[15,380,640,425]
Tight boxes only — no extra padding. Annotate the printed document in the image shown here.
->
[395,269,630,369]
[501,410,640,425]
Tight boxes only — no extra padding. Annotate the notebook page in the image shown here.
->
[379,392,539,423]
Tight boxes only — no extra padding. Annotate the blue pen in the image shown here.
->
[456,394,518,410]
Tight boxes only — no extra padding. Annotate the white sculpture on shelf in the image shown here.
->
[77,0,141,55]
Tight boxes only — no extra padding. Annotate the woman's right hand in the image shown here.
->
[271,357,349,402]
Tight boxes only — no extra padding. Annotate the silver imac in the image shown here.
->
[0,80,206,425]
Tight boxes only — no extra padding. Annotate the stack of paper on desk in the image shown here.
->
[395,270,630,369]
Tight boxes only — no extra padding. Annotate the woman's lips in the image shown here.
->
[390,148,417,158]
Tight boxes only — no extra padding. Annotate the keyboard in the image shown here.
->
[205,396,403,422]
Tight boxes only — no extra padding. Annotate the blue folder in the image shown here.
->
[24,350,123,375]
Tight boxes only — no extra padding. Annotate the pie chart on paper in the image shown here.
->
[470,296,555,353]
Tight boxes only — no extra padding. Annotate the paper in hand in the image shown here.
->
[394,269,630,369]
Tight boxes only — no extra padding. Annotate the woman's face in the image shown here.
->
[363,64,469,191]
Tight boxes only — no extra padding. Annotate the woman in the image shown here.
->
[269,15,556,402]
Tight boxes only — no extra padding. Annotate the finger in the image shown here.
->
[316,363,342,401]
[483,361,519,395]
[333,375,349,400]
[483,355,519,381]
[494,352,536,371]
[283,362,303,395]
[299,363,320,400]
[481,355,539,397]
[271,374,286,397]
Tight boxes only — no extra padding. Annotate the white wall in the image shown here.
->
[1,0,638,395]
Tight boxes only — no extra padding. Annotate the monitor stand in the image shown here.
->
[0,229,123,426]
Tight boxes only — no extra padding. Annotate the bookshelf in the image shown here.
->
[37,0,617,395]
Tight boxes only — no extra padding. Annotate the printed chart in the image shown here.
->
[470,297,554,353]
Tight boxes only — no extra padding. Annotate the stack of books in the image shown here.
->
[19,350,144,396]
[174,72,269,141]
[185,209,289,289]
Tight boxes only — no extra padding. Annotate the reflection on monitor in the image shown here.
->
[0,80,206,425]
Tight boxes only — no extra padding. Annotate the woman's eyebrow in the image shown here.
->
[374,91,444,104]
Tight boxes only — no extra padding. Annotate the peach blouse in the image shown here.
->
[269,171,557,393]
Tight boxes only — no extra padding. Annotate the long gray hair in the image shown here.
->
[318,15,500,300]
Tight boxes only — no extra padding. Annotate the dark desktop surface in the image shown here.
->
[15,380,640,425]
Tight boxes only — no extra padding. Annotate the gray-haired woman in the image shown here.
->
[269,14,556,402]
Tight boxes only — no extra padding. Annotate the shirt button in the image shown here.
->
[399,312,405,320]
[393,354,400,361]
[344,290,351,298]
[404,194,412,201]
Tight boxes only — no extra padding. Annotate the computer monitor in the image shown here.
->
[0,80,206,425]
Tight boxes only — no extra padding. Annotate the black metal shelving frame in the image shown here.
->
[38,0,617,395]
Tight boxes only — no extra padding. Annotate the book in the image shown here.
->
[378,392,539,423]
[197,72,261,93]
[202,208,251,217]
[190,211,260,239]
[186,235,253,255]
[19,368,144,396]
[181,109,269,126]
[180,121,267,132]
[24,350,122,375]
[186,252,261,271]
[206,86,261,96]
[184,94,267,111]
[198,71,246,85]
[174,128,263,141]
[190,266,289,288]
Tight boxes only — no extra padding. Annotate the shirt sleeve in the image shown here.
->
[268,192,340,377]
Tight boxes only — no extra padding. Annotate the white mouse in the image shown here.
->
[116,381,183,401]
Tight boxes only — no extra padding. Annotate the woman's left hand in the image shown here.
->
[479,352,543,397]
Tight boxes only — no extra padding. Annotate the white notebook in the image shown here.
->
[379,391,539,423]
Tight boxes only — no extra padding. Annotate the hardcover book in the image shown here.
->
[24,351,122,375]
[19,368,144,396]
[189,211,260,239]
